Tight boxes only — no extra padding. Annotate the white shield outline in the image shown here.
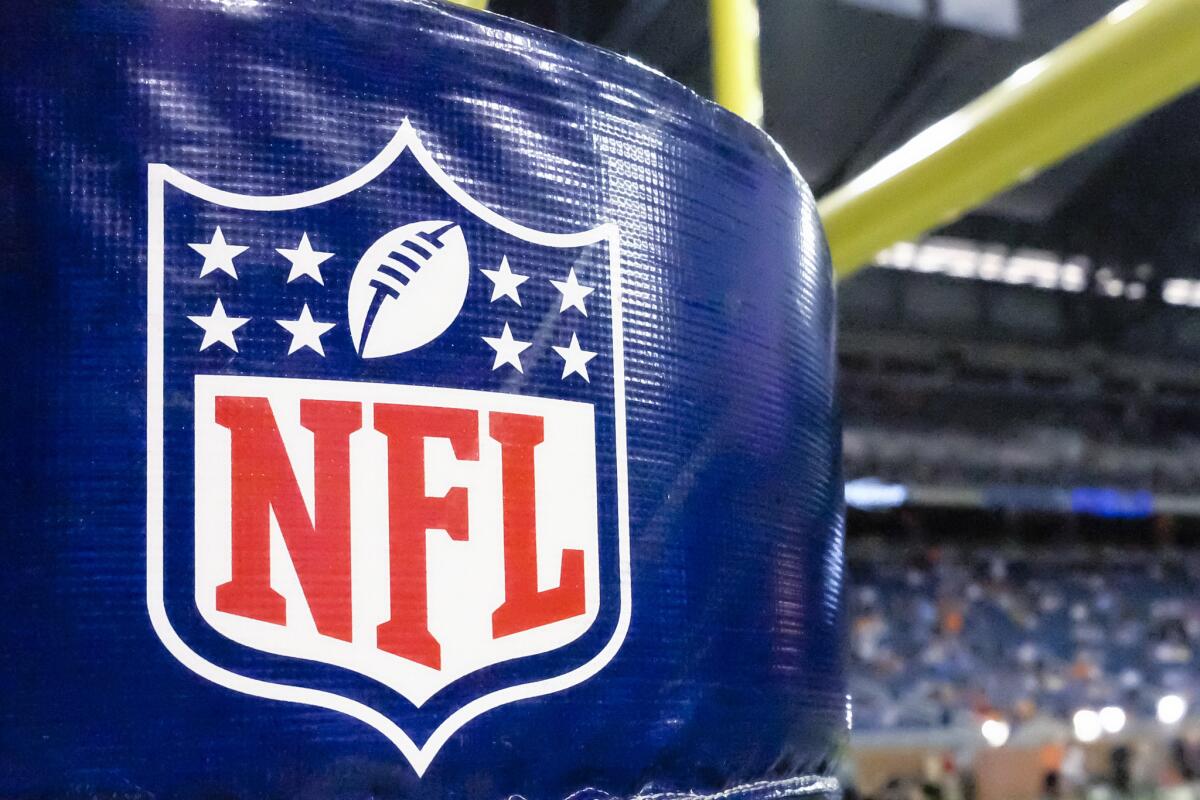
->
[145,120,631,775]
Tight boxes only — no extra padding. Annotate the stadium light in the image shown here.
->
[1099,705,1127,734]
[1158,694,1188,725]
[1073,708,1102,742]
[980,718,1010,748]
[872,237,1092,293]
[844,478,908,510]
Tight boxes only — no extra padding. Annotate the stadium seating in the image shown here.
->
[849,545,1200,731]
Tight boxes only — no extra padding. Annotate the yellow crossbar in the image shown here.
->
[818,0,1200,278]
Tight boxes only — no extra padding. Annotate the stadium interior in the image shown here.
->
[487,1,1200,798]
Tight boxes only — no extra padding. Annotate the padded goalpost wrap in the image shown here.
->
[0,1,845,797]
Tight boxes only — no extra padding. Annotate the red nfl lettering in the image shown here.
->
[214,397,361,641]
[490,412,586,638]
[207,390,590,672]
[373,404,478,669]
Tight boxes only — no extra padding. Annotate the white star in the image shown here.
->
[276,232,333,285]
[482,322,532,373]
[189,226,248,279]
[480,256,529,305]
[550,267,595,316]
[552,332,597,382]
[276,303,336,356]
[188,297,249,352]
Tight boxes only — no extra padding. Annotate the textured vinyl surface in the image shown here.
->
[0,1,845,798]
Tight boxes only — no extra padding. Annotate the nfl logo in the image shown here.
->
[145,121,630,774]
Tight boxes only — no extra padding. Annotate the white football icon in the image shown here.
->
[348,220,470,358]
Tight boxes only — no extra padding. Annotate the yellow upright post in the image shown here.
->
[818,0,1200,278]
[710,0,763,126]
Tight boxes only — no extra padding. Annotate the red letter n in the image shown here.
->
[490,412,586,639]
[373,404,479,670]
[214,396,361,642]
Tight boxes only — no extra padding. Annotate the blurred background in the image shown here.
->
[479,1,1200,798]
